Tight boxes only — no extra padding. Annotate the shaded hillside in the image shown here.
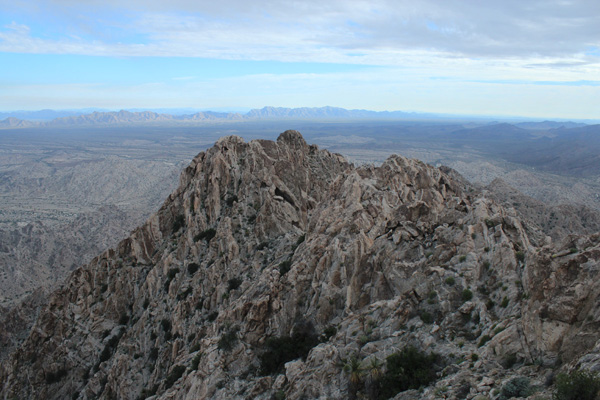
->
[2,132,600,400]
[485,178,600,242]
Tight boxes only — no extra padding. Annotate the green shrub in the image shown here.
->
[165,365,186,389]
[516,251,525,262]
[164,267,180,290]
[207,312,218,322]
[226,195,238,207]
[218,326,239,352]
[502,353,517,369]
[279,260,292,276]
[459,255,467,262]
[119,313,130,326]
[499,376,534,399]
[45,368,68,384]
[378,346,441,399]
[501,297,509,308]
[445,277,456,286]
[191,353,202,371]
[462,289,473,302]
[227,277,242,291]
[420,311,433,324]
[194,228,216,243]
[187,263,200,275]
[321,326,337,342]
[149,347,159,360]
[553,370,600,400]
[259,321,319,375]
[172,215,185,233]
[161,318,171,331]
[478,334,491,347]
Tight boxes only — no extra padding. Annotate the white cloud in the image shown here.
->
[2,1,600,63]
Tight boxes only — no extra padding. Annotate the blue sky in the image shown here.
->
[1,0,599,119]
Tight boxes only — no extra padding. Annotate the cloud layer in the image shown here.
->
[2,0,600,64]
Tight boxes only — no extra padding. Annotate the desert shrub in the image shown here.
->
[502,353,518,369]
[119,313,130,326]
[516,251,525,262]
[187,262,200,275]
[149,347,159,360]
[194,228,216,243]
[420,311,433,324]
[553,370,600,400]
[172,215,185,233]
[478,334,491,347]
[501,296,509,308]
[279,260,292,276]
[164,267,180,290]
[259,321,319,375]
[459,255,467,262]
[177,287,193,301]
[257,241,269,250]
[207,311,218,322]
[226,195,238,207]
[45,368,68,384]
[218,326,239,352]
[161,318,171,332]
[321,325,337,342]
[165,365,186,389]
[445,277,456,286]
[378,346,441,399]
[191,353,202,371]
[462,289,473,302]
[227,277,242,291]
[499,376,534,399]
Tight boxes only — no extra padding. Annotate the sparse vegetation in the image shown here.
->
[553,369,600,400]
[501,296,509,308]
[478,334,491,347]
[194,228,216,243]
[217,326,239,352]
[499,376,535,400]
[420,311,433,324]
[279,259,292,276]
[191,353,202,371]
[45,368,68,384]
[378,346,441,399]
[445,276,456,286]
[187,262,200,275]
[321,326,337,342]
[516,251,525,262]
[462,288,473,302]
[165,365,186,389]
[259,321,319,375]
[172,214,185,233]
[227,277,242,291]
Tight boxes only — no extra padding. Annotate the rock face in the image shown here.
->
[2,131,600,399]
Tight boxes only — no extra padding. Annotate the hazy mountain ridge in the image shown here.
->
[0,106,546,128]
[2,131,600,400]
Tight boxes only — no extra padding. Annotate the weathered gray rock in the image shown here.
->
[1,131,599,400]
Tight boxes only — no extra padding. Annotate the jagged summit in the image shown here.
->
[2,132,600,399]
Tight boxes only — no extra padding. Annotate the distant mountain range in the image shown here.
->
[0,106,590,129]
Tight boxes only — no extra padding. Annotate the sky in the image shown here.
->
[1,0,599,119]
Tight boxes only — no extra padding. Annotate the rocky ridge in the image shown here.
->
[2,131,600,399]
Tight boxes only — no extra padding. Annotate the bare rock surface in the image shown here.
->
[2,131,600,400]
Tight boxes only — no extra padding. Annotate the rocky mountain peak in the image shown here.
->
[2,132,600,400]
